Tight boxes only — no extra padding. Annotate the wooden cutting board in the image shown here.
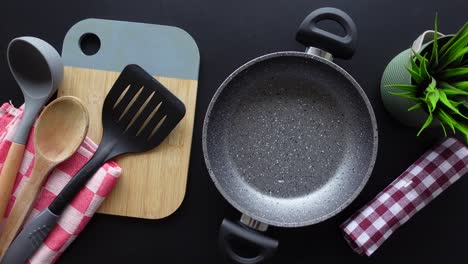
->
[59,19,199,219]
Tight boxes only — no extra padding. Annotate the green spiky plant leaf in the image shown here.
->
[388,15,468,141]
[430,14,439,66]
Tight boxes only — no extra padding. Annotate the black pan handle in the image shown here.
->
[219,219,278,264]
[295,7,357,59]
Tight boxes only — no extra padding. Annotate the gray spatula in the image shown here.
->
[1,64,186,264]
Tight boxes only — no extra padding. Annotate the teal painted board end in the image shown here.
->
[62,18,200,80]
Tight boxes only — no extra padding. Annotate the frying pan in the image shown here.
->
[202,7,378,263]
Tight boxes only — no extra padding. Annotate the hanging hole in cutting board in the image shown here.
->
[315,19,346,37]
[79,33,101,56]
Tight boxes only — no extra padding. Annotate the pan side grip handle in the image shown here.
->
[219,219,278,264]
[296,7,357,59]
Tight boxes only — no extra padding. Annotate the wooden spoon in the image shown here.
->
[0,96,88,258]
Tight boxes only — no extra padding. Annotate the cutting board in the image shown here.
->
[59,19,199,219]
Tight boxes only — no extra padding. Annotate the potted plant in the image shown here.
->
[381,16,468,141]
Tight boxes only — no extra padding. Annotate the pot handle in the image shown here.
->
[219,219,279,264]
[296,7,357,59]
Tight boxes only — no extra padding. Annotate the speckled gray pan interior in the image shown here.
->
[203,52,378,227]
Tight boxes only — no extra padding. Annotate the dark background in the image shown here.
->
[1,0,467,263]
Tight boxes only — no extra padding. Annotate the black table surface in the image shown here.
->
[1,0,467,263]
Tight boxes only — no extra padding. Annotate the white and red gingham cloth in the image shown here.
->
[0,102,121,263]
[341,137,468,256]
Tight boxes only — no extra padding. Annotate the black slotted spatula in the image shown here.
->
[1,64,186,264]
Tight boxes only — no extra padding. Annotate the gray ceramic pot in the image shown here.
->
[381,30,448,127]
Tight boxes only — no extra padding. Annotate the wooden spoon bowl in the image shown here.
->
[35,96,89,162]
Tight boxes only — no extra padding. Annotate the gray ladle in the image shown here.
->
[0,37,63,218]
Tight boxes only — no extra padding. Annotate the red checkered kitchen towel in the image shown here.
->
[0,103,121,263]
[341,137,468,256]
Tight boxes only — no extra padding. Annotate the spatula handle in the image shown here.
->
[0,157,53,259]
[0,143,25,218]
[48,147,109,215]
[0,208,59,264]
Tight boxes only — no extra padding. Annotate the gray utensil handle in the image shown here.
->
[1,209,59,264]
[12,103,42,144]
